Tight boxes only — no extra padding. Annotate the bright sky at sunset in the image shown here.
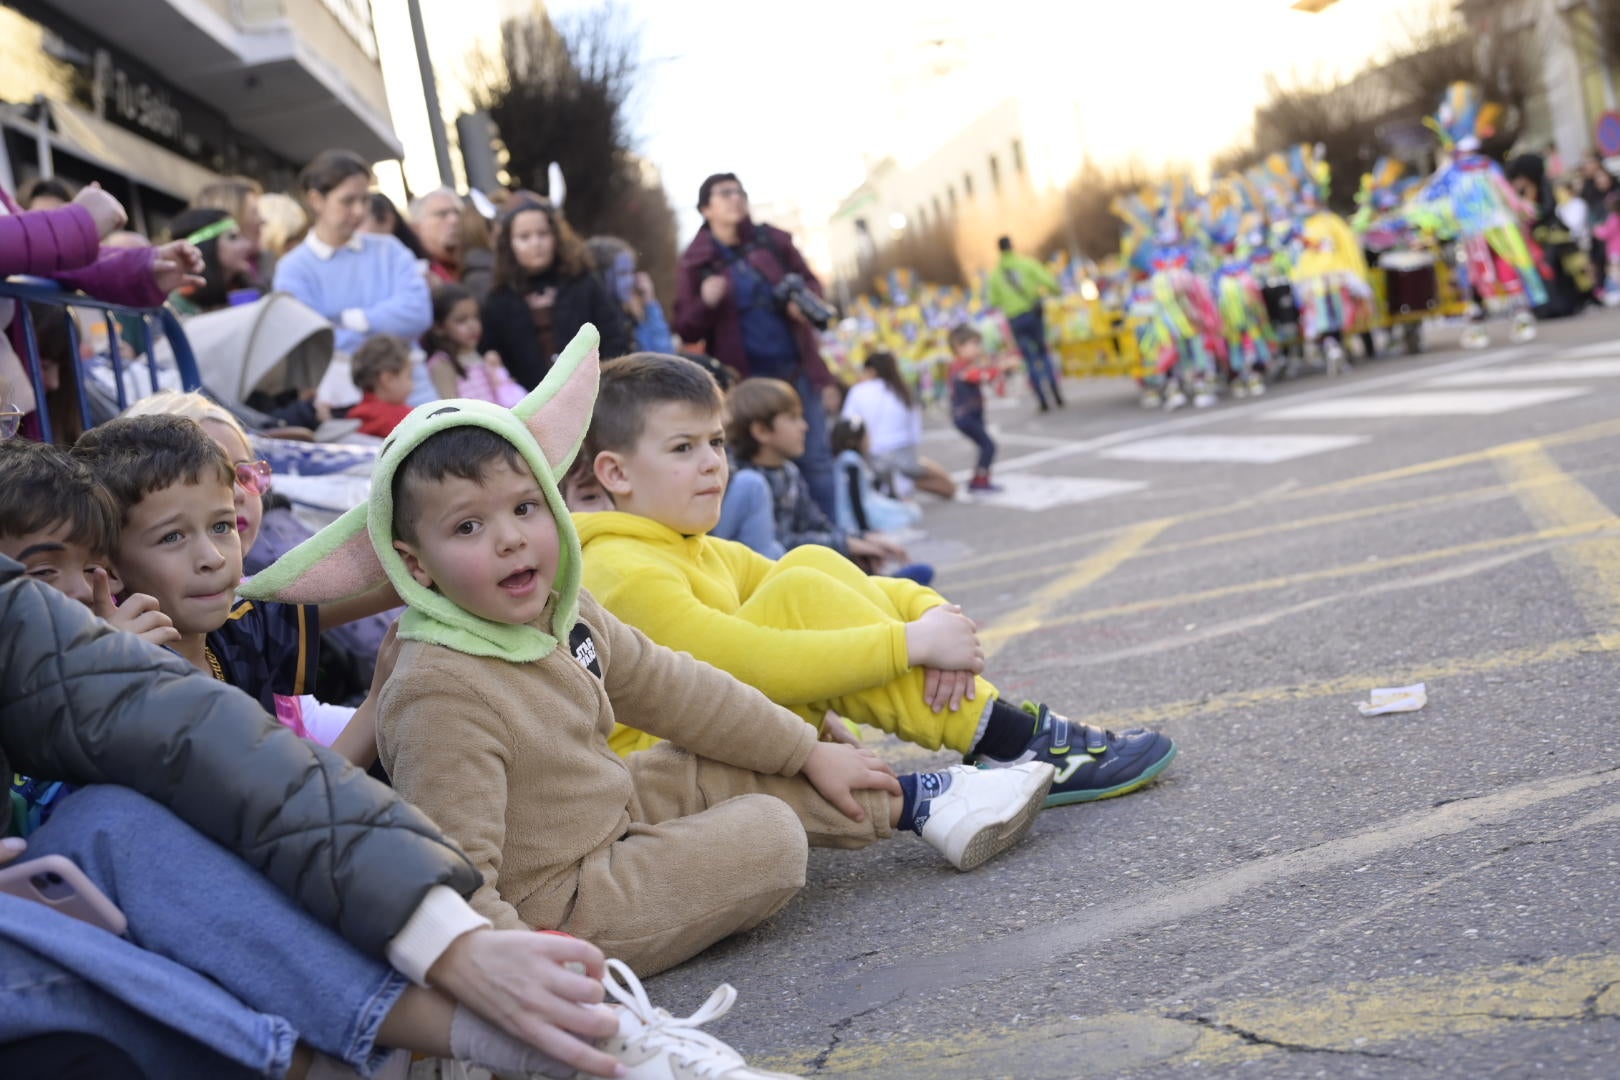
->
[378,0,1443,234]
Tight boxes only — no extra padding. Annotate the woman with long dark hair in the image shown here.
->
[164,208,258,316]
[479,198,628,389]
[363,192,428,263]
[839,351,955,499]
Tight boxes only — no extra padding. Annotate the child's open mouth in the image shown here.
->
[500,568,538,595]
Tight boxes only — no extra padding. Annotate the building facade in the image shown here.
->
[1457,0,1619,161]
[827,97,1074,287]
[1,0,398,233]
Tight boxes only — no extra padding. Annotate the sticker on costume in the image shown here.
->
[570,623,602,679]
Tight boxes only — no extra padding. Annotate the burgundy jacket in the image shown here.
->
[674,218,830,386]
[0,188,165,305]
[3,186,167,438]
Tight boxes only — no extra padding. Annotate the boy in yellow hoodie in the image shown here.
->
[241,326,1055,984]
[575,352,1177,807]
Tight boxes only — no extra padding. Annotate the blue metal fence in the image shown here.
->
[1,277,201,443]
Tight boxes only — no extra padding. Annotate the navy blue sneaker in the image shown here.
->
[979,703,1176,807]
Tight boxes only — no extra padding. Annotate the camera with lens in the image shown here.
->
[772,274,836,330]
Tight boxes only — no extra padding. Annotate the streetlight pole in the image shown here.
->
[407,0,456,188]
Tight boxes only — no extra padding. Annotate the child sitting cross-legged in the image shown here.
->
[239,325,1056,982]
[576,351,1179,803]
[725,376,915,573]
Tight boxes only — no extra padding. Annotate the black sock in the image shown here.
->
[897,770,954,834]
[971,698,1039,761]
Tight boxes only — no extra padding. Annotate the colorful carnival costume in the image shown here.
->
[1266,145,1375,373]
[1412,83,1547,348]
[1114,186,1227,409]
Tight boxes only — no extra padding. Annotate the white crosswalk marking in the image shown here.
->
[1101,434,1369,464]
[1423,359,1620,386]
[964,474,1147,512]
[1264,387,1587,420]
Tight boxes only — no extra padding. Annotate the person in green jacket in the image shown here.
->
[986,236,1065,411]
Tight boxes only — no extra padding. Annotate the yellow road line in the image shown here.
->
[979,519,1620,645]
[946,416,1620,578]
[1493,443,1620,646]
[765,951,1620,1077]
[980,519,1169,659]
[1082,636,1607,731]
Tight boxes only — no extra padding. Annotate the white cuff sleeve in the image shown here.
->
[339,307,371,334]
[386,885,491,986]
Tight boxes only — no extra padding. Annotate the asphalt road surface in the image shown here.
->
[645,311,1620,1080]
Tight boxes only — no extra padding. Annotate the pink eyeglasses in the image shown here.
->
[234,459,273,495]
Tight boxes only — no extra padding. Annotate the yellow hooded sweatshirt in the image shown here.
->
[576,510,994,756]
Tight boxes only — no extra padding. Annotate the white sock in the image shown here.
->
[450,1004,578,1079]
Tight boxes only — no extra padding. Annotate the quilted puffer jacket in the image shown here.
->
[0,556,479,956]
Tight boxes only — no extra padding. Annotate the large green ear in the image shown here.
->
[238,505,386,604]
[514,323,600,478]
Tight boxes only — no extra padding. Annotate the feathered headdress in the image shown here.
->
[1426,82,1502,153]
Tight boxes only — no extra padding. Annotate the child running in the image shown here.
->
[424,283,526,407]
[240,326,1056,977]
[947,324,1002,494]
[577,351,1178,804]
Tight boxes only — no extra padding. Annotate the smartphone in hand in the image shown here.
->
[0,854,126,935]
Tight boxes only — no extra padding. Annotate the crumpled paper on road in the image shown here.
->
[1357,683,1428,716]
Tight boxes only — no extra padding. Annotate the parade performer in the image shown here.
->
[1412,82,1546,348]
[1113,186,1226,409]
[1273,145,1375,374]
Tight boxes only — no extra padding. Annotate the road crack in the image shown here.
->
[1174,1012,1412,1060]
[806,992,907,1073]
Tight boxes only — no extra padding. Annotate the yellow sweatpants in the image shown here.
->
[610,545,996,757]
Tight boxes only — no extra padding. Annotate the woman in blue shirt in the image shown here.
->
[273,150,434,405]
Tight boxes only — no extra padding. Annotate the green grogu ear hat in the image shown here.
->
[239,324,601,662]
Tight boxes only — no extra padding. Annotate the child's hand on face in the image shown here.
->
[904,603,984,674]
[90,567,180,647]
[801,743,900,822]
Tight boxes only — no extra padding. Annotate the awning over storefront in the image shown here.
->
[0,99,223,205]
[48,0,400,163]
[46,100,221,203]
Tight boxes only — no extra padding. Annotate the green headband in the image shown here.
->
[240,324,602,662]
[185,217,239,246]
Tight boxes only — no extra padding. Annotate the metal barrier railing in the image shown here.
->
[1,277,201,443]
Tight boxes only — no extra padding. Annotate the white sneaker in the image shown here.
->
[1323,337,1348,375]
[1460,325,1491,350]
[594,959,802,1079]
[1510,312,1538,343]
[915,762,1054,871]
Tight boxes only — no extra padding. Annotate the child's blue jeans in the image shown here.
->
[953,410,997,473]
[0,785,407,1078]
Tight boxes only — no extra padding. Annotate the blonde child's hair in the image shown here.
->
[257,192,309,257]
[123,390,250,448]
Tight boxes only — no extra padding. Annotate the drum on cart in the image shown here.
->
[1373,250,1441,354]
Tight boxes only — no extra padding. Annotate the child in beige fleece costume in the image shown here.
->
[242,324,1054,977]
